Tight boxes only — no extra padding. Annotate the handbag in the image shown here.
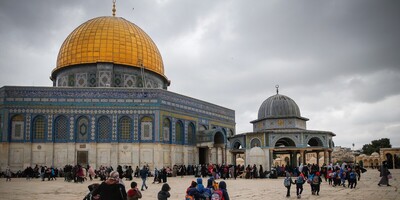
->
[388,174,392,179]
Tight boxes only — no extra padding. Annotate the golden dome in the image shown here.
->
[53,16,165,78]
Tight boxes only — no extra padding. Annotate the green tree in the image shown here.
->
[362,138,392,155]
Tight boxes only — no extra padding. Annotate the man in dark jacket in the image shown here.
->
[140,166,149,191]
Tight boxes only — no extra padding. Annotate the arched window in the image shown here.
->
[11,114,24,140]
[77,116,89,141]
[250,138,261,148]
[33,115,46,140]
[54,115,68,141]
[141,116,153,140]
[98,116,111,142]
[118,116,131,141]
[188,122,195,145]
[175,120,184,144]
[163,118,171,142]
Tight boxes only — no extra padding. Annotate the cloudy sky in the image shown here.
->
[1,0,399,149]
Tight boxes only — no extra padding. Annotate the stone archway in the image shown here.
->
[214,131,225,145]
[308,137,323,147]
[213,131,226,164]
[231,140,245,165]
[274,137,296,147]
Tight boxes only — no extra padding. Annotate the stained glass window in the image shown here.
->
[188,122,195,145]
[141,116,152,140]
[98,116,111,141]
[11,115,24,140]
[33,116,45,140]
[175,121,184,144]
[55,116,68,140]
[163,118,170,142]
[118,116,131,140]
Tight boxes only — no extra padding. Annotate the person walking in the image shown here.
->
[295,172,305,199]
[88,165,96,181]
[140,166,149,191]
[312,172,322,195]
[348,169,357,189]
[283,172,294,197]
[378,161,391,186]
[153,168,159,184]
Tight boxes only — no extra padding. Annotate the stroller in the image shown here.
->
[83,183,100,200]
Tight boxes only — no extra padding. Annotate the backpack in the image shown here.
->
[211,189,223,200]
[297,176,304,184]
[312,175,319,185]
[203,188,213,198]
[283,177,291,187]
[349,172,356,180]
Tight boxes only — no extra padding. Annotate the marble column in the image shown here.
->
[301,150,306,165]
[221,147,225,164]
[392,153,396,169]
[269,149,274,171]
[216,147,219,164]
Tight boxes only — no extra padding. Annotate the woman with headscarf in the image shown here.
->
[378,161,391,186]
[218,181,230,200]
[92,171,127,200]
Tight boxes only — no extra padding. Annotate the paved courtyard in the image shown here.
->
[0,169,398,200]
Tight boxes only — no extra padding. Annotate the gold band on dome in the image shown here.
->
[54,16,165,78]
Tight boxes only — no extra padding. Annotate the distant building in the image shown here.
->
[356,148,400,169]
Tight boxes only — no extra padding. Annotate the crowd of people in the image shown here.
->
[281,161,394,199]
[0,161,393,199]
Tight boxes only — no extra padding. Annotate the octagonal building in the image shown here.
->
[229,89,335,170]
[0,13,235,171]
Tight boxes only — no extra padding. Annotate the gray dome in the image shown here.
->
[258,94,301,119]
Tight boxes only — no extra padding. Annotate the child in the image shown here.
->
[295,173,305,199]
[327,168,333,185]
[283,172,295,197]
[312,172,322,195]
[348,169,357,189]
[127,181,142,200]
[158,183,171,200]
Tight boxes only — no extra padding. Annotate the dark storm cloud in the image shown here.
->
[0,0,399,148]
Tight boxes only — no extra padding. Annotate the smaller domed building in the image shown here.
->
[229,88,335,170]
